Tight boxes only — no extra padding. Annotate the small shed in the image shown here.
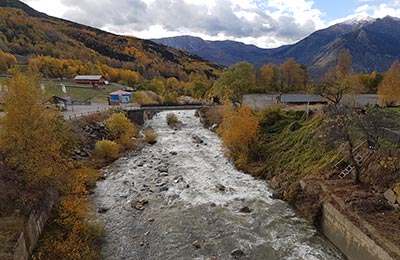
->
[74,75,107,85]
[48,95,68,110]
[109,90,132,104]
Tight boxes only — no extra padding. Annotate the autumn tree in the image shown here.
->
[211,62,256,104]
[378,60,400,106]
[0,74,70,187]
[259,64,280,92]
[323,105,389,184]
[166,77,180,92]
[34,169,103,260]
[146,78,165,95]
[218,104,259,168]
[315,49,353,105]
[279,58,307,92]
[0,51,17,72]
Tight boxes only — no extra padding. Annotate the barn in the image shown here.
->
[74,75,107,85]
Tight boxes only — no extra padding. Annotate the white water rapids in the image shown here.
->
[92,110,345,260]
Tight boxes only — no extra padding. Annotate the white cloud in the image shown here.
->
[20,0,400,48]
[21,0,325,48]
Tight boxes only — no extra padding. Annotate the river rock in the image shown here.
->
[216,183,226,192]
[174,176,184,183]
[158,166,169,173]
[131,198,149,210]
[231,249,245,259]
[159,172,169,177]
[155,182,167,187]
[159,186,169,192]
[98,207,110,213]
[239,206,252,213]
[384,188,396,204]
[192,134,204,144]
[192,240,202,249]
[271,191,284,200]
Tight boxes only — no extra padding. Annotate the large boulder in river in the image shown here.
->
[192,134,205,144]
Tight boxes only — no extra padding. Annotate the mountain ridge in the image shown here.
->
[0,0,223,80]
[152,16,400,76]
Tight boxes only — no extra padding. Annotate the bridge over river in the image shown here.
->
[124,103,217,124]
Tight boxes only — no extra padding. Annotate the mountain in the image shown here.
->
[152,35,283,67]
[0,0,222,80]
[153,16,400,76]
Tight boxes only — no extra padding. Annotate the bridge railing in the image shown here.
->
[125,103,215,111]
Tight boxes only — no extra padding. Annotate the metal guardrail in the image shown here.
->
[124,103,214,111]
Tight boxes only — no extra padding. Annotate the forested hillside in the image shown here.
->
[0,0,222,81]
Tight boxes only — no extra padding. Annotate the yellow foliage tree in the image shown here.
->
[103,113,138,150]
[378,60,400,106]
[217,104,259,167]
[0,51,17,72]
[0,74,70,187]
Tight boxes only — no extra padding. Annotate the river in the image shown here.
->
[92,110,345,260]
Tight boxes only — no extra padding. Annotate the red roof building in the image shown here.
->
[74,75,107,85]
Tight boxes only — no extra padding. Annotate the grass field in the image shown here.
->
[0,77,123,103]
[42,80,122,103]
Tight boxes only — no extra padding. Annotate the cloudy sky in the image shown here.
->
[21,0,400,48]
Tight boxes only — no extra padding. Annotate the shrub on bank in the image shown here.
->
[143,129,158,144]
[198,107,223,129]
[103,113,139,150]
[166,113,178,126]
[93,140,120,164]
[217,104,259,169]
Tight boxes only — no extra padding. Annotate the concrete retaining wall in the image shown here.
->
[320,202,395,260]
[12,203,53,260]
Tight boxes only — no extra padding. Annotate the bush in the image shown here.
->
[199,107,223,129]
[132,92,152,104]
[166,113,178,126]
[72,168,102,189]
[103,113,139,150]
[143,129,158,144]
[217,104,259,164]
[93,140,120,164]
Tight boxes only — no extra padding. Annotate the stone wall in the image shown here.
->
[11,203,53,260]
[320,202,396,260]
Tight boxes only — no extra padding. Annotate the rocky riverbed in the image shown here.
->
[92,110,345,260]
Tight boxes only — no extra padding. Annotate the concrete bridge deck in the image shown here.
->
[124,103,217,124]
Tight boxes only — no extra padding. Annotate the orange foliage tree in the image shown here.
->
[217,104,259,168]
[378,60,400,106]
[33,169,103,260]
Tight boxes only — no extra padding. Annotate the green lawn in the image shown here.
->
[42,80,122,103]
[0,77,124,103]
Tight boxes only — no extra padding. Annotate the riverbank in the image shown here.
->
[199,105,400,260]
[0,107,148,260]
